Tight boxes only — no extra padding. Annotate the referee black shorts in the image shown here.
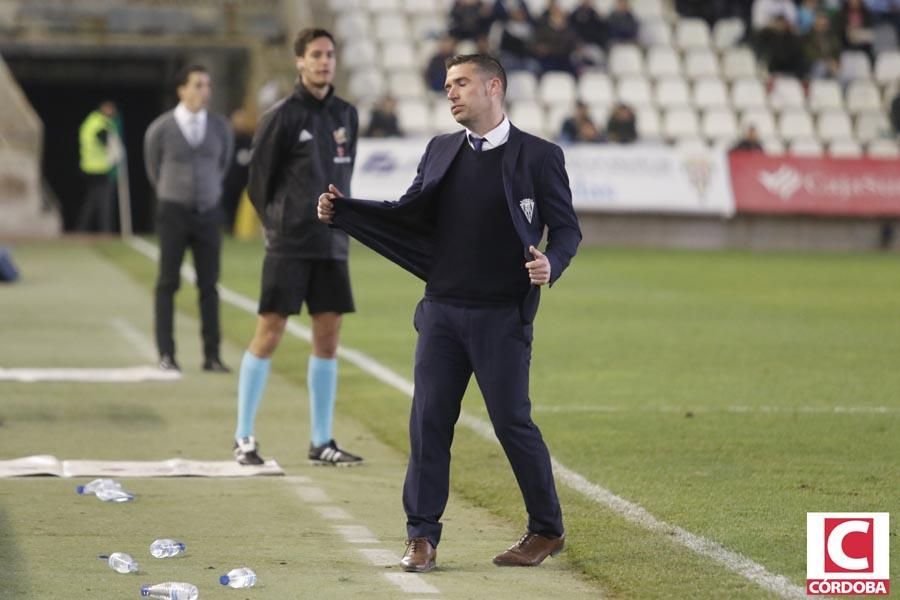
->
[258,255,355,317]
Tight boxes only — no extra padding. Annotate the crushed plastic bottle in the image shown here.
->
[139,582,198,599]
[100,552,139,573]
[219,567,256,588]
[95,486,134,503]
[149,538,185,558]
[76,478,122,495]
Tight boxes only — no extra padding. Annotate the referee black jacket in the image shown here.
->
[248,82,358,259]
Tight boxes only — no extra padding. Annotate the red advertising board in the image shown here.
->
[729,153,900,216]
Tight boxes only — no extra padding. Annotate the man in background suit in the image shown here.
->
[318,54,581,573]
[144,64,234,373]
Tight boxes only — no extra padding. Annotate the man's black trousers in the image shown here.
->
[154,202,222,361]
[403,299,564,547]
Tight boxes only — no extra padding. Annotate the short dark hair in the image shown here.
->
[445,54,507,96]
[175,64,208,90]
[294,28,336,57]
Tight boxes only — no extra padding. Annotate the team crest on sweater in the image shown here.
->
[519,198,535,223]
[333,127,351,164]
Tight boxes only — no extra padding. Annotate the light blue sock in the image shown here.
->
[235,351,271,440]
[308,355,338,447]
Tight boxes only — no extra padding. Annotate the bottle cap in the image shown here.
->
[219,574,230,585]
[75,485,86,494]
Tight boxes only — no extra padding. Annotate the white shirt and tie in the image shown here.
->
[174,103,207,147]
[465,115,510,152]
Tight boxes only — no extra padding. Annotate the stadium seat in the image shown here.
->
[609,44,644,77]
[616,76,653,108]
[874,51,900,85]
[816,110,854,142]
[639,19,671,47]
[330,0,364,10]
[507,70,539,102]
[788,138,824,157]
[402,0,441,13]
[778,109,816,140]
[509,101,547,137]
[655,78,691,108]
[839,50,872,81]
[381,41,416,70]
[807,79,843,113]
[590,103,613,128]
[730,78,767,111]
[335,12,370,40]
[692,78,729,109]
[855,111,891,143]
[646,46,682,78]
[397,99,431,135]
[762,137,785,155]
[673,137,708,153]
[366,0,400,12]
[636,106,662,139]
[846,80,882,114]
[828,139,863,158]
[539,71,577,105]
[769,77,806,111]
[578,72,614,105]
[684,49,719,79]
[431,99,460,133]
[631,0,666,21]
[411,14,445,40]
[342,39,377,69]
[741,108,777,138]
[663,107,700,139]
[547,104,575,140]
[349,69,386,102]
[374,14,408,41]
[720,47,757,81]
[388,70,426,99]
[702,108,739,143]
[675,18,711,50]
[867,138,900,158]
[712,18,745,50]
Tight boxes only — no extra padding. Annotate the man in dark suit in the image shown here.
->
[318,54,581,572]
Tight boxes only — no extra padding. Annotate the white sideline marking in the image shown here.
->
[0,367,180,383]
[384,573,440,594]
[359,548,400,566]
[532,404,897,415]
[111,317,157,361]
[125,237,803,599]
[315,505,353,520]
[335,525,379,544]
[294,486,329,503]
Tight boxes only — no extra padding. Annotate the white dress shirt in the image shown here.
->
[174,103,207,147]
[465,115,511,151]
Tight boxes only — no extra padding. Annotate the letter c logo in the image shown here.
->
[827,520,870,571]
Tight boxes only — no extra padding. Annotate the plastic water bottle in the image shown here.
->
[95,486,134,503]
[139,582,198,599]
[149,539,185,558]
[219,567,257,588]
[100,552,139,573]
[76,478,122,495]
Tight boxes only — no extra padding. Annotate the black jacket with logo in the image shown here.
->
[248,82,358,258]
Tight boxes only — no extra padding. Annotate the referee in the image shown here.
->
[232,28,363,466]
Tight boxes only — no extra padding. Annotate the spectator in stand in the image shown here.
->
[890,90,900,134]
[730,125,764,152]
[532,2,579,74]
[560,101,604,143]
[606,0,639,46]
[425,35,457,92]
[606,103,637,143]
[834,0,875,57]
[569,0,606,48]
[752,0,797,31]
[803,11,842,78]
[365,95,403,138]
[864,0,900,37]
[495,4,541,73]
[449,0,493,41]
[757,15,807,78]
[796,0,819,34]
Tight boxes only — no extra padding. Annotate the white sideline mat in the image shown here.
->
[0,366,181,383]
[0,455,284,477]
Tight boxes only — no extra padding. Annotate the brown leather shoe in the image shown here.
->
[492,531,565,566]
[400,537,436,572]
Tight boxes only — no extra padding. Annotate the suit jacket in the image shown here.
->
[332,124,581,322]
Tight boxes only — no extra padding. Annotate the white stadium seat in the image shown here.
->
[631,0,665,21]
[349,69,385,102]
[713,18,745,50]
[373,14,408,41]
[616,76,653,108]
[720,47,757,81]
[578,72,614,105]
[636,106,661,139]
[828,139,863,158]
[874,51,900,85]
[839,50,872,81]
[609,44,644,77]
[402,0,441,14]
[431,99,460,133]
[789,138,824,157]
[807,79,843,113]
[675,18,711,50]
[411,14,445,40]
[509,101,547,137]
[547,104,576,139]
[381,41,416,70]
[507,70,538,102]
[702,108,739,142]
[663,107,700,139]
[335,13,370,40]
[388,70,426,99]
[674,137,708,153]
[741,108,777,138]
[816,110,853,142]
[655,78,690,108]
[778,109,815,140]
[684,49,719,79]
[539,71,577,105]
[846,80,882,114]
[730,78,767,111]
[855,111,891,143]
[769,77,806,111]
[366,0,400,12]
[397,99,431,135]
[646,46,682,78]
[867,138,900,158]
[639,19,671,47]
[762,137,785,155]
[342,39,377,70]
[692,78,729,109]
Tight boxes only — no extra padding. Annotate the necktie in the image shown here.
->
[189,116,201,146]
[469,135,484,152]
